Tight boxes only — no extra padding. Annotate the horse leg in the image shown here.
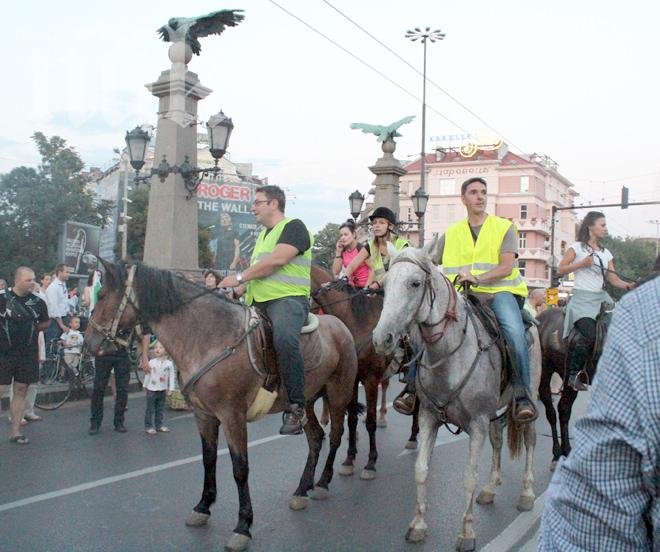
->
[320,396,330,428]
[406,403,420,450]
[405,406,440,543]
[314,383,348,497]
[456,418,488,552]
[378,379,388,427]
[221,417,253,552]
[558,388,577,458]
[540,366,562,469]
[339,380,360,476]
[185,415,220,527]
[476,417,504,506]
[360,377,379,480]
[291,402,325,510]
[516,420,537,511]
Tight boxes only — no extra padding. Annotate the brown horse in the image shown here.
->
[84,261,358,552]
[310,265,419,480]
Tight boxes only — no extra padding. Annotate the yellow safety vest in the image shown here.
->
[245,217,313,305]
[442,215,527,296]
[370,236,409,282]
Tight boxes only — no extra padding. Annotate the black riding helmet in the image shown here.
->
[369,206,397,225]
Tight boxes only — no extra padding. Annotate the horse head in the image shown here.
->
[373,236,443,355]
[84,258,140,355]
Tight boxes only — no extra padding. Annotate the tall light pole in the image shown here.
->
[649,219,660,257]
[406,26,445,246]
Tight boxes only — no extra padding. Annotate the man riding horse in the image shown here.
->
[398,176,537,422]
[218,185,313,435]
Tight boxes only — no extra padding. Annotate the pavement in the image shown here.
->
[0,383,588,551]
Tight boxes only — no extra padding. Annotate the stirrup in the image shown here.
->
[393,392,417,416]
[568,370,589,392]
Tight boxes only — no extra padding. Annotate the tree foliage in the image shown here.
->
[603,235,656,299]
[312,223,340,269]
[0,133,114,280]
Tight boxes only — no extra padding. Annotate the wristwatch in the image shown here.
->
[236,272,243,283]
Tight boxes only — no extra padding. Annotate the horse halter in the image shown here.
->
[87,264,138,349]
[389,256,458,343]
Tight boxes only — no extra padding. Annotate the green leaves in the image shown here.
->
[312,223,341,269]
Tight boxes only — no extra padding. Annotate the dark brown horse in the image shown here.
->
[537,307,597,469]
[84,261,358,552]
[311,265,419,480]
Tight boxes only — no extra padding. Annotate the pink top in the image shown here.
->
[342,247,370,287]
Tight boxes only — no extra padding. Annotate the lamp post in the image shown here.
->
[411,187,429,245]
[649,219,660,257]
[348,190,365,222]
[406,26,445,246]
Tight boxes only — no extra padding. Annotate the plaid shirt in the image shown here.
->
[539,276,660,551]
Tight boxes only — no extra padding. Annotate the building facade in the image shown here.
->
[397,144,578,288]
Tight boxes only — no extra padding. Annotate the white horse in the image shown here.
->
[372,239,541,552]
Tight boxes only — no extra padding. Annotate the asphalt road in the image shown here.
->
[0,383,587,552]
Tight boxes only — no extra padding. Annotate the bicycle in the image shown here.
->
[35,340,96,410]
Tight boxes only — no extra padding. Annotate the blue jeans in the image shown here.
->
[145,390,166,429]
[255,296,309,406]
[491,292,530,391]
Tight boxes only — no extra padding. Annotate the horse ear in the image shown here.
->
[98,257,118,289]
[423,234,441,266]
[386,241,401,260]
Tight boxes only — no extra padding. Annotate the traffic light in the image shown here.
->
[550,268,560,288]
[621,186,629,209]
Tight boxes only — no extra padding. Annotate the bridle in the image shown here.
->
[87,265,139,349]
[389,255,458,344]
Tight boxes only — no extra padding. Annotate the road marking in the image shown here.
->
[0,434,285,514]
[480,490,546,552]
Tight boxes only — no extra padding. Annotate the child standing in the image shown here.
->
[61,316,83,374]
[144,341,175,435]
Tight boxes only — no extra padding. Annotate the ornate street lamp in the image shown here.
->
[348,190,365,221]
[411,187,429,220]
[406,26,445,245]
[125,111,234,199]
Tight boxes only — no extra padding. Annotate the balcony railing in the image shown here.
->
[515,217,550,236]
[519,247,551,261]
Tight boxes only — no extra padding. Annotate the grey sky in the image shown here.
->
[1,0,658,237]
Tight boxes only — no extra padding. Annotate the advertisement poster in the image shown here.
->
[60,221,101,277]
[196,178,262,277]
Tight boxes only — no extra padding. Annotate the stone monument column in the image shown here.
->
[368,139,407,219]
[142,43,211,270]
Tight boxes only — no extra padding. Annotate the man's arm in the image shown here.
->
[457,226,517,285]
[219,244,299,288]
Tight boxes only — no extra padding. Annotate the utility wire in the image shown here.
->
[266,0,468,133]
[320,0,529,154]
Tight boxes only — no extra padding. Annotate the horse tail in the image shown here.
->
[347,400,366,417]
[507,410,524,459]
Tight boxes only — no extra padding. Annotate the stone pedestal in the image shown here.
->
[143,43,211,270]
[368,139,407,219]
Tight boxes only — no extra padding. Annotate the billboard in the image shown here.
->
[196,178,262,277]
[60,221,101,276]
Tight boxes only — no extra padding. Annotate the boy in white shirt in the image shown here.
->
[143,341,175,435]
[60,316,83,374]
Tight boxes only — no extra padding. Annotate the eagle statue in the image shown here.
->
[350,115,415,142]
[157,9,245,55]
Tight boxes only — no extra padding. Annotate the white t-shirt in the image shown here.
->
[144,357,176,392]
[61,329,83,354]
[569,242,613,292]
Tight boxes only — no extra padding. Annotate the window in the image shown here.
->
[520,204,528,219]
[431,204,441,222]
[518,260,526,277]
[407,207,412,222]
[520,176,529,193]
[439,178,455,195]
[519,231,527,249]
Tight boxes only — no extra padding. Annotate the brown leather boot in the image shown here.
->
[279,404,307,435]
[393,393,417,416]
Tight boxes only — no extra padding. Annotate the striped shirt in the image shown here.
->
[539,276,660,551]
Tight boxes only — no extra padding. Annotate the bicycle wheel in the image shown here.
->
[35,357,72,410]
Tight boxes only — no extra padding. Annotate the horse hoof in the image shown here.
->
[455,536,476,551]
[517,496,535,511]
[476,490,495,505]
[309,487,329,501]
[377,418,387,428]
[185,510,210,527]
[289,496,309,511]
[404,440,418,450]
[225,532,251,551]
[405,527,426,543]
[360,469,376,481]
[338,464,354,476]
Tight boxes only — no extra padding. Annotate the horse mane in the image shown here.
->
[319,277,381,319]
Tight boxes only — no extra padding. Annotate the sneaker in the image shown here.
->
[279,405,307,435]
[393,393,417,416]
[114,423,127,433]
[513,398,538,423]
[156,426,170,433]
[145,428,157,435]
[88,425,100,435]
